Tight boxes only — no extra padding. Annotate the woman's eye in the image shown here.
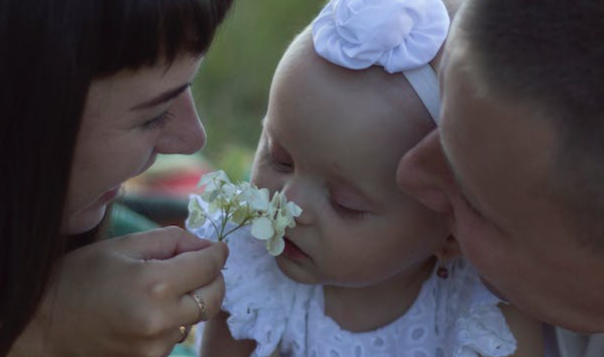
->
[141,111,173,130]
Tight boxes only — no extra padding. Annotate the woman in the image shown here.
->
[0,0,233,356]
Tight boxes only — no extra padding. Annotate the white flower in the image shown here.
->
[267,236,286,257]
[251,216,275,240]
[247,191,302,256]
[198,170,230,190]
[186,170,302,256]
[187,196,207,229]
[246,187,271,212]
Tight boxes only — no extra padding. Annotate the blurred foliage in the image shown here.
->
[192,0,323,181]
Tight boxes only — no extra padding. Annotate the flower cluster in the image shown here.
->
[187,171,302,256]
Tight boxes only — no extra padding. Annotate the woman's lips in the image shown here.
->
[97,186,121,205]
[282,237,308,260]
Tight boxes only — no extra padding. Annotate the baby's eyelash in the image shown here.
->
[141,111,173,130]
[329,198,367,221]
[264,148,293,173]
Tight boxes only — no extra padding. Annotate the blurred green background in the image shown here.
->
[191,0,324,181]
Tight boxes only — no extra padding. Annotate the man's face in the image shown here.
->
[397,22,604,332]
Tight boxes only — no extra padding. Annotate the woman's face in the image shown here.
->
[64,55,204,234]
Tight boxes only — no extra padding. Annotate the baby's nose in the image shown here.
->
[282,182,312,226]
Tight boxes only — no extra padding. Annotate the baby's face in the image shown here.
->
[250,49,450,287]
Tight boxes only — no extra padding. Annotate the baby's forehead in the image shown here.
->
[287,53,434,141]
[271,29,437,173]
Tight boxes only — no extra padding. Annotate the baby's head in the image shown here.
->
[251,0,455,288]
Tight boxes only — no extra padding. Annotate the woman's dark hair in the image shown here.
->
[0,0,233,354]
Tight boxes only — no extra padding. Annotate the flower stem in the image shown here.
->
[207,216,222,241]
[218,206,230,241]
[221,219,250,239]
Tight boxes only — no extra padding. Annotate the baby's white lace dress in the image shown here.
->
[190,222,517,357]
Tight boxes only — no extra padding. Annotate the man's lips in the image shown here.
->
[282,237,308,260]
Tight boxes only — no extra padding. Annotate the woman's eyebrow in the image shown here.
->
[131,83,191,110]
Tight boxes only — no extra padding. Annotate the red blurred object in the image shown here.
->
[124,155,213,199]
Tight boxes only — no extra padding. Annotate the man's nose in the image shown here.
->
[396,129,454,214]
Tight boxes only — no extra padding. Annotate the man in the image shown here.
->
[397,0,604,355]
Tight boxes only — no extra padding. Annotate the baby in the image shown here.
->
[192,0,543,356]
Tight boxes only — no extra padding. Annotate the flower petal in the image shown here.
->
[287,201,303,217]
[231,207,248,225]
[267,237,285,256]
[249,188,270,211]
[188,196,201,211]
[251,217,275,240]
[187,210,206,229]
[208,200,220,214]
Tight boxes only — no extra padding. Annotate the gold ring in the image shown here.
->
[178,325,190,343]
[189,291,208,321]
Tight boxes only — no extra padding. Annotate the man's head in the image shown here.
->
[397,0,604,332]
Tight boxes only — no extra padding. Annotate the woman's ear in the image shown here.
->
[434,234,462,262]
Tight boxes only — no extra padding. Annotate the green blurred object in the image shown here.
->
[118,195,189,228]
[108,203,160,237]
[194,0,324,182]
[169,324,199,357]
[169,344,197,357]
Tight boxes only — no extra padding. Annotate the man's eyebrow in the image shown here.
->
[131,83,191,110]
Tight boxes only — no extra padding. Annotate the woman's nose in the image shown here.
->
[156,89,206,155]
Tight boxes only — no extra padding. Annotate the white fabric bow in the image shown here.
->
[312,0,450,74]
[312,0,450,123]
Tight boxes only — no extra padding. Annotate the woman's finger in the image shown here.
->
[119,226,213,261]
[174,273,226,325]
[154,240,229,295]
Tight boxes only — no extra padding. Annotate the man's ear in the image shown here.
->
[397,129,455,214]
[434,234,462,261]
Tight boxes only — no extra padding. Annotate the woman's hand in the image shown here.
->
[10,226,227,357]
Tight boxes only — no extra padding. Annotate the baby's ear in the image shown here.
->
[434,234,462,261]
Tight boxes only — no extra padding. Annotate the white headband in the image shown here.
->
[312,0,450,125]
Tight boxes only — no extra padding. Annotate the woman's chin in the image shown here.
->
[64,205,108,235]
